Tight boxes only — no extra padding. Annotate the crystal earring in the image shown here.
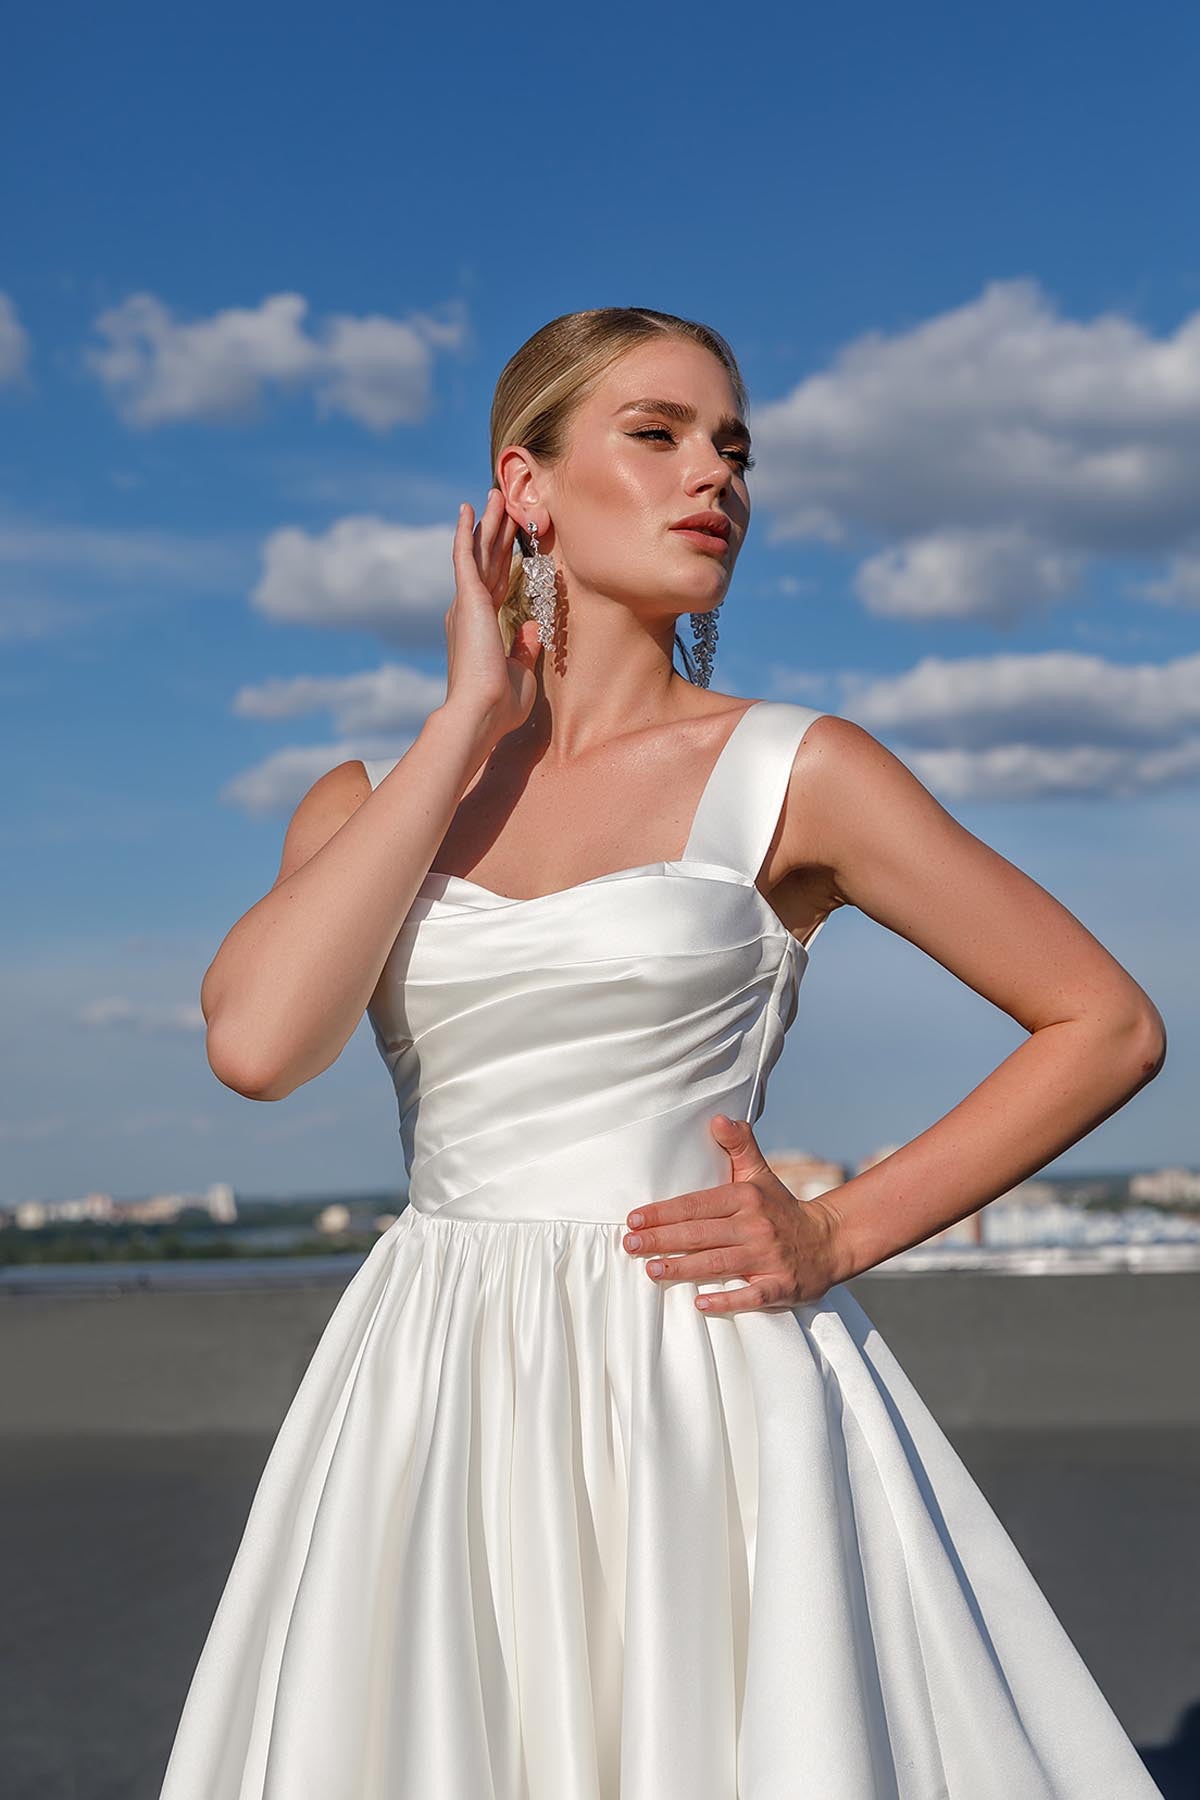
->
[521,520,558,652]
[689,603,721,689]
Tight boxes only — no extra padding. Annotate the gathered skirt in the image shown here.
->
[159,1207,1159,1799]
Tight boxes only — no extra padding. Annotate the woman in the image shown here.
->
[161,308,1166,1797]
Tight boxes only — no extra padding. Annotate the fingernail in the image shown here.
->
[647,1259,665,1276]
[625,1233,642,1250]
[628,1211,644,1228]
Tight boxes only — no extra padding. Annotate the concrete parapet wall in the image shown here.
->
[1,1268,1196,1436]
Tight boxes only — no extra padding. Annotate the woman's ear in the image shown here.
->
[496,444,545,539]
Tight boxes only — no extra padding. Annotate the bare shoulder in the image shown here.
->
[780,712,960,885]
[774,712,862,864]
[269,758,375,891]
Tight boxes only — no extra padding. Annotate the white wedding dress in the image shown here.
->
[160,700,1160,1799]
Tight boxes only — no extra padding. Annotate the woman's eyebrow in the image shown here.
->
[615,397,752,447]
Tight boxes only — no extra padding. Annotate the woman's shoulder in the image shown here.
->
[306,756,378,814]
[735,698,869,776]
[268,759,377,892]
[763,701,884,764]
[774,706,940,878]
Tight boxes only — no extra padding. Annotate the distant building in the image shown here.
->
[14,1193,117,1229]
[124,1195,185,1224]
[316,1203,351,1236]
[764,1149,848,1202]
[205,1182,237,1223]
[855,1142,905,1175]
[927,1213,983,1246]
[1130,1167,1200,1206]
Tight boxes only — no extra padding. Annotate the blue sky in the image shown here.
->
[3,0,1196,1206]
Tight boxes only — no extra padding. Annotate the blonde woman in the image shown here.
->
[161,308,1165,1797]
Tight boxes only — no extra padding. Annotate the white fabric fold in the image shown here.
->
[161,702,1158,1797]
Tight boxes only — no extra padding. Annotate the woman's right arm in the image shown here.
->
[201,702,495,1101]
[201,489,540,1102]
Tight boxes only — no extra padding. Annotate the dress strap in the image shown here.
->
[363,756,401,791]
[682,700,828,884]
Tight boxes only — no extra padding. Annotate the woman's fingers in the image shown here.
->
[454,491,519,610]
[455,497,498,599]
[477,491,518,602]
[476,490,505,590]
[490,512,518,602]
[452,502,479,595]
[473,489,497,566]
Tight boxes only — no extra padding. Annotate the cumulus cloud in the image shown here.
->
[233,661,447,732]
[83,291,468,431]
[224,641,1200,813]
[841,649,1200,800]
[221,737,421,816]
[854,525,1082,624]
[0,292,32,387]
[250,514,457,643]
[78,996,206,1034]
[224,662,452,816]
[751,277,1200,622]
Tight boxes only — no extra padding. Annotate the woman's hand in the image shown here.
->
[622,1114,845,1314]
[444,489,543,750]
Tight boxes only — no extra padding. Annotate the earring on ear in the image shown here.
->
[689,604,721,689]
[521,520,559,652]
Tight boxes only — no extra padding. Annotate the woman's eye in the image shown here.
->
[629,427,755,472]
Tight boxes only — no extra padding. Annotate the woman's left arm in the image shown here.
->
[793,717,1168,1284]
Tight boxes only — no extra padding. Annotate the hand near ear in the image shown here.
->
[445,489,541,748]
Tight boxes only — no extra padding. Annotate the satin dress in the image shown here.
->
[159,699,1160,1798]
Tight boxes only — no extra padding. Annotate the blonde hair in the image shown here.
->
[488,307,749,684]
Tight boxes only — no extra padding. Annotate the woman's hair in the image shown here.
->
[489,307,748,685]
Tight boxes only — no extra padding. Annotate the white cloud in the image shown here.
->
[839,648,1200,799]
[1133,553,1200,607]
[79,996,206,1034]
[250,514,457,643]
[233,662,446,732]
[893,735,1200,802]
[221,738,420,816]
[854,525,1082,625]
[83,291,468,431]
[0,291,32,387]
[752,277,1200,621]
[226,662,451,815]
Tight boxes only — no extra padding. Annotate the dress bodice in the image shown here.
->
[364,700,828,1224]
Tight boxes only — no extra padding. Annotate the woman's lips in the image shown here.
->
[670,528,730,556]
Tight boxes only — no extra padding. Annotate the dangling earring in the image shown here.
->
[521,520,558,652]
[689,603,721,689]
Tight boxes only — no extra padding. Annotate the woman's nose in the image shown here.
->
[689,457,731,494]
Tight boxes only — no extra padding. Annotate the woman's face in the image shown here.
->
[508,336,753,624]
